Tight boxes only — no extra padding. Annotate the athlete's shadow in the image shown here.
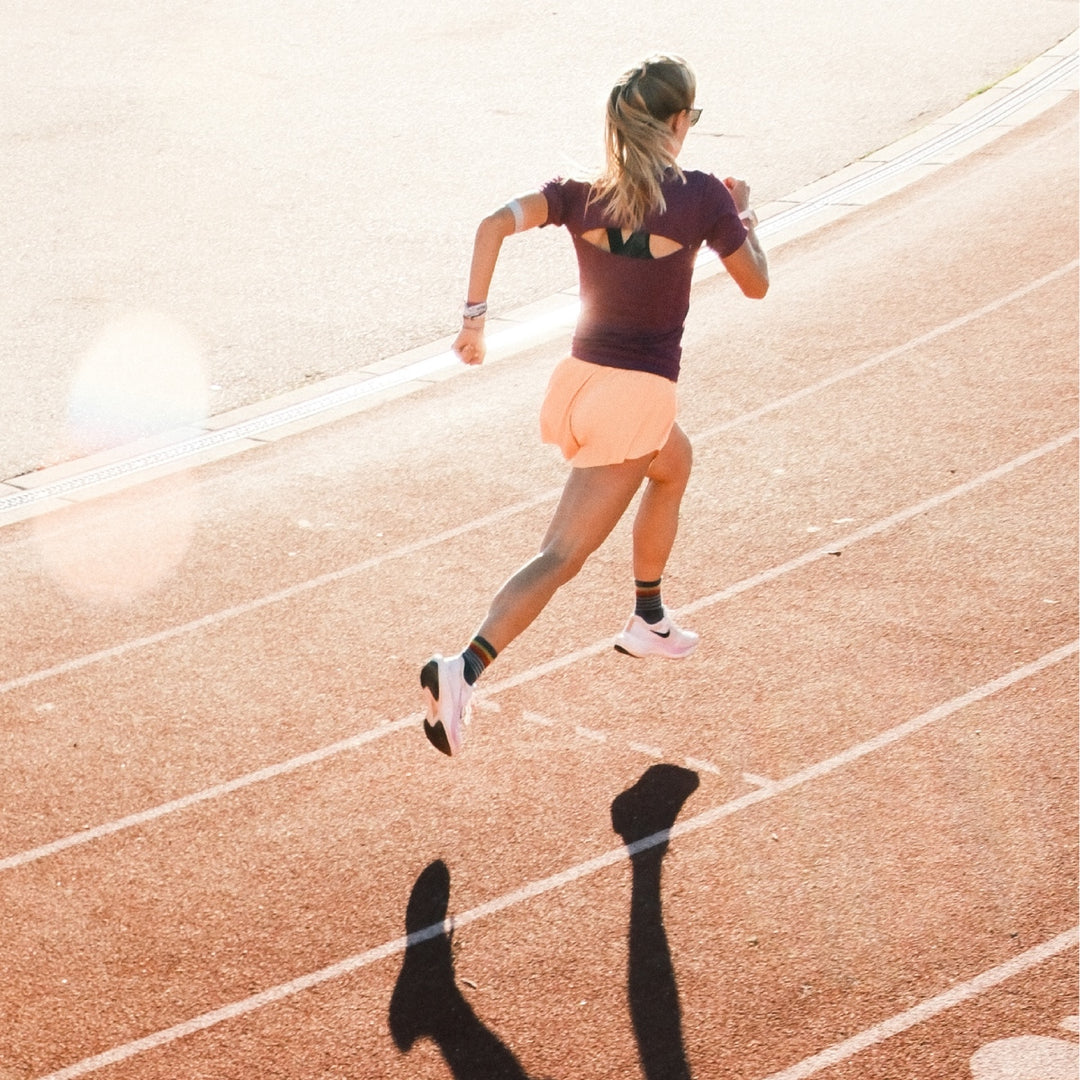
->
[612,763,700,1080]
[388,858,532,1079]
[388,763,699,1080]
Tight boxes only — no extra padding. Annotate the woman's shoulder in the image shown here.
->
[670,169,738,213]
[541,175,597,227]
[678,169,728,195]
[542,175,594,197]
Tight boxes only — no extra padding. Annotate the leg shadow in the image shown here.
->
[388,859,531,1080]
[611,764,701,1080]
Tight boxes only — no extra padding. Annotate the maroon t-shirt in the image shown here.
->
[541,170,746,381]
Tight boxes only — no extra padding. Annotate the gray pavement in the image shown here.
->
[1,1,1076,480]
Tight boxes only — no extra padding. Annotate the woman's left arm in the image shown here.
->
[720,177,769,300]
[454,191,549,365]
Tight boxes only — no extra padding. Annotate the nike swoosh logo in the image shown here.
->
[650,628,671,638]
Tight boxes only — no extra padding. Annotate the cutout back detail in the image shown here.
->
[581,228,685,260]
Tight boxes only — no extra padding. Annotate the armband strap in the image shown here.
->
[507,198,525,233]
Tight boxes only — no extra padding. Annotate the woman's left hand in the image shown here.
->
[724,176,751,214]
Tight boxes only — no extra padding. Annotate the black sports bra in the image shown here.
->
[606,228,653,260]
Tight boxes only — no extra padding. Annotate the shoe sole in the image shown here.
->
[613,638,698,659]
[420,659,454,756]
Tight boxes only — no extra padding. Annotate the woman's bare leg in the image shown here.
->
[632,423,692,583]
[475,453,654,654]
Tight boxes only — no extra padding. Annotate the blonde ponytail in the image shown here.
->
[593,55,696,232]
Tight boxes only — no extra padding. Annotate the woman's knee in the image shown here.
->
[648,424,692,485]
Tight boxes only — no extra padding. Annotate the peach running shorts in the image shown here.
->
[539,355,677,468]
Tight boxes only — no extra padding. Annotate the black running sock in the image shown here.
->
[634,578,665,624]
[461,635,497,686]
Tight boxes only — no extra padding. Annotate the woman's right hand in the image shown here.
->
[454,325,486,366]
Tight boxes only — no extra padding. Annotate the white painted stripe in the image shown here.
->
[693,260,1079,444]
[675,429,1078,622]
[665,641,1078,848]
[742,773,775,789]
[0,488,561,696]
[522,710,556,726]
[686,757,723,775]
[4,261,1073,700]
[0,719,415,872]
[575,725,608,743]
[769,50,1079,220]
[2,435,1074,873]
[480,430,1077,694]
[757,927,1080,1080]
[34,643,1078,1079]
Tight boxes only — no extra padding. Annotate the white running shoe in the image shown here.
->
[420,653,472,756]
[614,612,699,659]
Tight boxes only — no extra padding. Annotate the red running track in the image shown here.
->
[0,99,1076,1079]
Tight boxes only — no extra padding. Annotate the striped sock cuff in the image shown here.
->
[462,635,498,685]
[634,578,664,624]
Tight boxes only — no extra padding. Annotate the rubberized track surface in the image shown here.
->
[1,100,1077,1080]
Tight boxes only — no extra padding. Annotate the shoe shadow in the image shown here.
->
[611,763,701,1080]
[388,859,532,1080]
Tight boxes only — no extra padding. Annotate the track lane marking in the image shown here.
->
[742,772,775,789]
[476,431,1077,694]
[757,927,1080,1080]
[34,642,1078,1079]
[0,718,416,872]
[0,489,562,696]
[2,432,1075,873]
[692,260,1079,445]
[3,258,1075,699]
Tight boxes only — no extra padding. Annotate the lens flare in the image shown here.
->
[64,312,208,454]
[35,313,208,607]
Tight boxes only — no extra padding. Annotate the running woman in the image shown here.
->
[422,55,769,756]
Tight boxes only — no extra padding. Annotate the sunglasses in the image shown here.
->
[687,107,702,126]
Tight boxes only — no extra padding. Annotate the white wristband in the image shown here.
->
[739,208,758,229]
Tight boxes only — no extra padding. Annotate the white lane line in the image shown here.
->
[692,260,1079,445]
[478,430,1077,694]
[575,725,608,743]
[35,642,1078,1080]
[675,429,1078,622]
[742,773,776,789]
[0,719,416,872]
[522,710,556,727]
[666,641,1078,846]
[757,927,1080,1080]
[0,488,560,696]
[4,259,1074,700]
[3,433,1074,873]
[686,757,724,776]
[763,49,1078,228]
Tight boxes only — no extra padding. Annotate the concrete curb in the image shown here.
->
[1,31,1076,527]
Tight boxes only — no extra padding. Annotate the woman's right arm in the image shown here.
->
[454,192,549,366]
